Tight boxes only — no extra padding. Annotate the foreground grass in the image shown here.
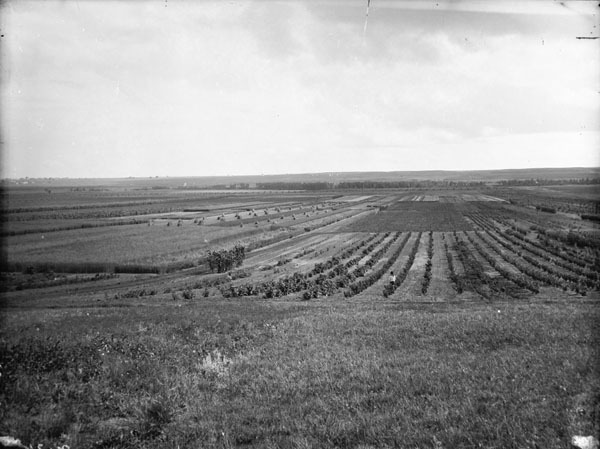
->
[1,298,598,448]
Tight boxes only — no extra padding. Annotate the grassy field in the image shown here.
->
[1,298,598,448]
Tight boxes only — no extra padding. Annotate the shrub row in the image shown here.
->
[476,228,588,293]
[220,234,385,299]
[382,232,421,298]
[451,234,494,300]
[466,231,540,294]
[444,240,463,294]
[505,229,599,284]
[421,231,434,295]
[344,232,404,297]
[469,214,599,290]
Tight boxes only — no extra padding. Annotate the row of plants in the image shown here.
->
[451,233,495,300]
[464,231,540,294]
[476,217,600,291]
[343,232,405,297]
[421,231,434,295]
[473,227,588,294]
[451,230,537,300]
[528,227,595,268]
[504,228,599,284]
[468,213,599,286]
[382,232,421,298]
[534,226,600,251]
[443,236,464,294]
[219,233,386,299]
[309,233,384,277]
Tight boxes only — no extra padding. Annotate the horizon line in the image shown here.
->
[3,166,600,181]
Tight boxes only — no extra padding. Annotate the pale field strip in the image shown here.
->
[439,195,459,203]
[309,209,374,233]
[390,232,429,301]
[242,233,331,267]
[460,194,506,202]
[477,194,508,202]
[334,195,374,202]
[426,232,457,302]
[398,195,417,201]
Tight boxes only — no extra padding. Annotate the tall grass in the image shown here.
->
[1,299,597,448]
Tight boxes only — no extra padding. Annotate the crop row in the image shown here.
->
[443,238,463,294]
[490,226,598,290]
[343,232,404,297]
[220,233,391,299]
[451,233,499,300]
[473,227,592,293]
[382,232,422,298]
[310,233,385,277]
[504,229,599,283]
[462,231,540,294]
[469,212,596,269]
[421,232,434,295]
[530,226,600,261]
[467,213,599,289]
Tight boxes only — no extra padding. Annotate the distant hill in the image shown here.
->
[3,167,599,188]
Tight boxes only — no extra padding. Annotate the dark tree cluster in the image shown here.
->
[207,245,246,273]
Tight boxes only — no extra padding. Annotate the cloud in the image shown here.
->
[1,0,598,178]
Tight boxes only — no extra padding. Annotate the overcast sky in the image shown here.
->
[1,0,598,178]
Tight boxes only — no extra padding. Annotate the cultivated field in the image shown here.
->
[1,180,599,448]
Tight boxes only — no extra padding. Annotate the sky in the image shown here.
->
[1,0,599,178]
